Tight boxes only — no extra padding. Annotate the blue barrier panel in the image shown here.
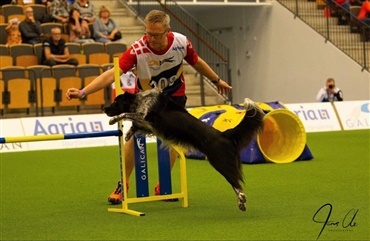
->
[134,134,149,197]
[157,139,172,195]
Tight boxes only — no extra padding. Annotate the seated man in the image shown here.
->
[19,7,43,45]
[42,27,78,66]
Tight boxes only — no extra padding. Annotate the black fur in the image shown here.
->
[104,89,264,211]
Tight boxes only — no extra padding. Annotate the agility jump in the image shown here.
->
[107,57,188,216]
[0,57,188,217]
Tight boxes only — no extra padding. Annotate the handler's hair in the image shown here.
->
[144,10,170,29]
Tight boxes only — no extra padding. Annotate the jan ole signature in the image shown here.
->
[312,203,359,240]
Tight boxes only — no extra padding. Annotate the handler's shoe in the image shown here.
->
[108,181,129,205]
[154,183,179,202]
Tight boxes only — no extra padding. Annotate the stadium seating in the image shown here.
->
[40,22,63,38]
[1,66,35,113]
[0,55,13,68]
[105,42,127,63]
[0,44,9,55]
[9,43,38,67]
[26,65,52,108]
[33,43,43,64]
[77,64,105,108]
[0,79,4,115]
[66,42,86,64]
[0,24,7,45]
[0,15,5,24]
[2,4,23,22]
[0,36,130,116]
[51,65,81,110]
[82,42,110,65]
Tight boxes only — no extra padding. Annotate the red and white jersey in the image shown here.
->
[119,32,199,96]
[111,70,138,99]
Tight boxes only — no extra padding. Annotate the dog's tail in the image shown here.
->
[222,98,264,153]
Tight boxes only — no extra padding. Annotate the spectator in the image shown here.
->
[50,0,71,24]
[68,8,94,43]
[72,0,96,23]
[36,0,52,8]
[19,7,43,45]
[42,27,78,66]
[6,18,22,46]
[34,0,54,23]
[316,78,343,102]
[357,0,370,25]
[93,6,124,44]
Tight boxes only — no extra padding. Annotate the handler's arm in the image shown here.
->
[66,68,122,100]
[192,57,232,95]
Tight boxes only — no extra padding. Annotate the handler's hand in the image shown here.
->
[215,79,232,95]
[66,88,83,100]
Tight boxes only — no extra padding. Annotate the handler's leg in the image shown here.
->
[108,137,135,204]
[154,148,179,201]
[124,137,135,180]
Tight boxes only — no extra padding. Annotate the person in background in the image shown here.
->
[19,7,43,45]
[316,78,343,102]
[42,27,78,66]
[72,0,96,23]
[6,18,22,46]
[50,0,71,24]
[93,6,123,43]
[357,0,370,25]
[36,0,52,8]
[34,0,54,23]
[68,8,94,43]
[66,9,232,204]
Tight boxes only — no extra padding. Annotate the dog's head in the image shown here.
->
[104,92,136,117]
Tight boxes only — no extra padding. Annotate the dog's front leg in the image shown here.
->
[109,113,143,125]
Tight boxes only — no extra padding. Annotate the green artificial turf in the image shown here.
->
[0,130,369,241]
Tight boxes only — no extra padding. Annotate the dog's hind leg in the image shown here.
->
[233,187,247,211]
[125,126,138,142]
[207,150,247,211]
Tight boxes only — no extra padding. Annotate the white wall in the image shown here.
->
[185,1,370,104]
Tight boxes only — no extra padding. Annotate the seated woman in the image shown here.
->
[69,8,94,43]
[72,0,96,23]
[93,6,125,44]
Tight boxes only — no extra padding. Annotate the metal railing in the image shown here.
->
[278,0,369,72]
[121,0,232,103]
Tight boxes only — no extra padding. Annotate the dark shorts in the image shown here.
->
[169,95,187,108]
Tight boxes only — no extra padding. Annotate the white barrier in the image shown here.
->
[285,102,341,132]
[334,101,370,130]
[1,100,369,153]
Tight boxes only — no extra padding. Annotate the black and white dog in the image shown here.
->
[104,89,264,211]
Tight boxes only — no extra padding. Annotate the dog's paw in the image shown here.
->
[234,188,247,212]
[109,117,118,125]
[125,132,133,142]
[237,192,247,211]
